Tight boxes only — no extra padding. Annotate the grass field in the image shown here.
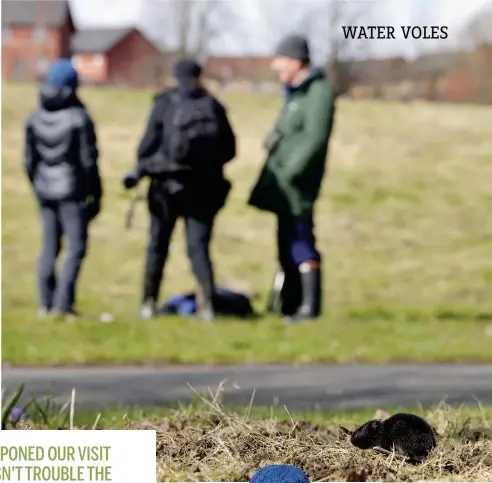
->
[2,82,492,365]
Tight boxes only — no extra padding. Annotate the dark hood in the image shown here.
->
[39,84,83,111]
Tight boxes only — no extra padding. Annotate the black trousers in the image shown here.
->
[143,185,217,304]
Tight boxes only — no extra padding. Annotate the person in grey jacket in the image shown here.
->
[24,58,102,319]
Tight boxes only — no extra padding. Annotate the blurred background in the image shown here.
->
[2,0,492,366]
[2,0,492,103]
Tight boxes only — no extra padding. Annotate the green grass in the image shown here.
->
[12,401,431,430]
[2,82,492,365]
[72,402,492,431]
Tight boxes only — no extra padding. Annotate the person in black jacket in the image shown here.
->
[24,59,102,319]
[123,59,236,321]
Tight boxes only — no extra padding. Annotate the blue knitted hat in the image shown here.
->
[250,465,310,483]
[46,58,79,88]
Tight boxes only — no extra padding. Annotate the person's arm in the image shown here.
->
[215,101,236,165]
[24,116,38,183]
[278,82,335,181]
[136,96,164,176]
[79,112,103,202]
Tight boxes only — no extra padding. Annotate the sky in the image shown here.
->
[69,0,492,58]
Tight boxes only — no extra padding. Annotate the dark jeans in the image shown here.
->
[277,214,320,266]
[143,189,217,303]
[276,214,321,315]
[38,200,88,311]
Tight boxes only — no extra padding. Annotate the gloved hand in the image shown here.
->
[122,170,140,190]
[86,196,101,221]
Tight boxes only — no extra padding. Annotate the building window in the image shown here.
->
[32,27,47,43]
[2,27,10,42]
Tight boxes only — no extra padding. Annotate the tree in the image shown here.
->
[463,6,492,48]
[323,1,370,96]
[141,0,236,62]
[461,6,492,102]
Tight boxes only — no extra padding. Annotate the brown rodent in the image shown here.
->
[350,413,437,463]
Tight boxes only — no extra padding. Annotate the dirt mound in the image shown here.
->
[152,407,492,482]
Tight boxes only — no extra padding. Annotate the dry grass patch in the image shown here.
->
[152,404,492,482]
[3,385,491,481]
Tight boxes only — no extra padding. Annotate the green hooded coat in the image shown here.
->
[248,69,335,217]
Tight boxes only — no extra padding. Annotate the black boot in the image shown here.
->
[280,268,302,316]
[285,263,322,323]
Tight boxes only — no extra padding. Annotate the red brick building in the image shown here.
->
[71,27,165,87]
[203,56,276,82]
[2,0,75,80]
[347,49,492,103]
[442,45,492,103]
[2,0,167,87]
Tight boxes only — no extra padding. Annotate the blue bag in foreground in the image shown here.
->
[250,464,311,483]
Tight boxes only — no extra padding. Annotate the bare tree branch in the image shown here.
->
[460,6,492,103]
[295,0,374,95]
[142,0,236,62]
[462,6,492,48]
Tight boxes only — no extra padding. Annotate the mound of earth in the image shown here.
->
[152,409,492,482]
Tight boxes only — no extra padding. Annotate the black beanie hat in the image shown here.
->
[174,59,202,80]
[275,35,310,63]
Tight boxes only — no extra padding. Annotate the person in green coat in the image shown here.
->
[248,34,336,322]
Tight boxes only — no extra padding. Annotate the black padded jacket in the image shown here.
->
[24,85,102,203]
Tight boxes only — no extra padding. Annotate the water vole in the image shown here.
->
[350,412,437,463]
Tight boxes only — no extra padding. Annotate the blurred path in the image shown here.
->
[3,364,492,411]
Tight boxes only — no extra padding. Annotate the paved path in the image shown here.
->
[2,364,492,412]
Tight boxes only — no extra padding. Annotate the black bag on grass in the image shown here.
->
[159,286,255,318]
